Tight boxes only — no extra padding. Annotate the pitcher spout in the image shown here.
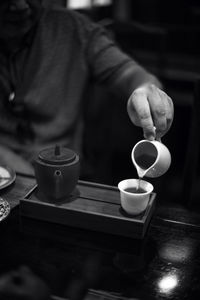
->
[136,166,148,179]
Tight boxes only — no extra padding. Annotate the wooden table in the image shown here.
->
[1,174,200,299]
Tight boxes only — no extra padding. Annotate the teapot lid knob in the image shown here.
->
[38,145,77,164]
[55,145,61,156]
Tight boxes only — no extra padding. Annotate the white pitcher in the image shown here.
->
[131,139,171,178]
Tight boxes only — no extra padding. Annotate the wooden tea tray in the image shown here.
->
[19,180,156,239]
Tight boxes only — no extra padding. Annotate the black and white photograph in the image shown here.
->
[0,1,199,299]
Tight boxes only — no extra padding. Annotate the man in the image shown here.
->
[0,0,174,175]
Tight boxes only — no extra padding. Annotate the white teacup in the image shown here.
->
[118,179,154,215]
[131,139,171,178]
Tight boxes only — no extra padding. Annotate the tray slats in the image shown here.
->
[20,181,156,239]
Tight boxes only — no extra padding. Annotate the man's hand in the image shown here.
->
[127,83,174,140]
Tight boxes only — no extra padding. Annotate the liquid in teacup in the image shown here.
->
[124,187,146,194]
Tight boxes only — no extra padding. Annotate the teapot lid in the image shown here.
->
[38,145,76,165]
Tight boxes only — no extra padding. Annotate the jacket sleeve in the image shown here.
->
[84,18,161,98]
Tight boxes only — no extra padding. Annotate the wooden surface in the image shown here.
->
[20,182,156,239]
[0,174,36,209]
[1,175,200,299]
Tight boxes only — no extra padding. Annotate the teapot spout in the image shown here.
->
[54,170,63,199]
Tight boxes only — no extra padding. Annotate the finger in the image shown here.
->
[157,92,174,138]
[165,95,174,130]
[127,94,141,127]
[147,89,167,136]
[130,91,155,140]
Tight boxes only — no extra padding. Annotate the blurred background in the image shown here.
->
[43,0,200,205]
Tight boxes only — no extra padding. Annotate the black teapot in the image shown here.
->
[34,145,80,200]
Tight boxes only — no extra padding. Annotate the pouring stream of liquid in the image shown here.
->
[135,159,153,190]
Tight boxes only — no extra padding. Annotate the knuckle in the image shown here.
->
[149,83,155,90]
[168,96,174,107]
[154,108,166,117]
[133,88,146,98]
[138,110,150,121]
